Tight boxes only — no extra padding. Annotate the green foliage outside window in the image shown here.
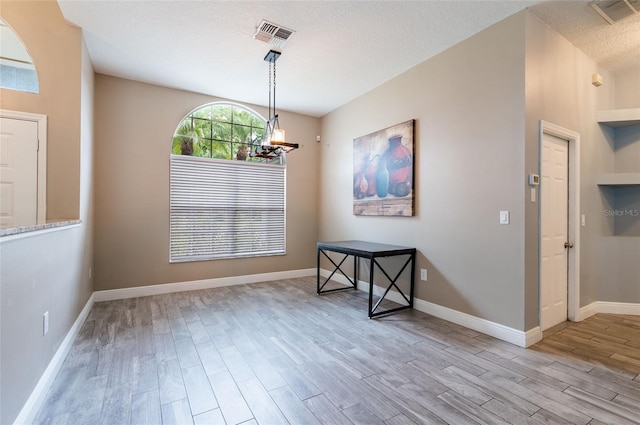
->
[172,103,266,161]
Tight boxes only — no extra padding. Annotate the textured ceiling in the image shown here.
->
[529,0,640,74]
[57,1,638,118]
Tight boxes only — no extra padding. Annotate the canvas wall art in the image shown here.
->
[353,119,415,216]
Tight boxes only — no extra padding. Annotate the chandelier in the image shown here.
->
[251,50,299,159]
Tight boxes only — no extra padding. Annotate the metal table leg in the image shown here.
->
[317,249,358,294]
[368,254,415,318]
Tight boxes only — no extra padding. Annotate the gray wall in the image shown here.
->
[614,68,640,109]
[93,75,320,291]
[0,32,94,425]
[319,13,528,330]
[524,12,639,313]
[597,236,640,302]
[612,126,640,236]
[614,125,640,174]
[319,10,638,333]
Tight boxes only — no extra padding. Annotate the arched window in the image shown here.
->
[172,103,266,161]
[0,19,39,93]
[169,103,286,262]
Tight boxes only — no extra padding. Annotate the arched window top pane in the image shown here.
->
[172,102,267,162]
[0,18,39,93]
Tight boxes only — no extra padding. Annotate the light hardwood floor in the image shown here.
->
[35,277,640,424]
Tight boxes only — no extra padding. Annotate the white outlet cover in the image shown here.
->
[420,268,427,281]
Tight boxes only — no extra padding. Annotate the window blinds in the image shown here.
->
[170,155,285,262]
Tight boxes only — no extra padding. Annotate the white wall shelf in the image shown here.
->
[597,173,640,186]
[597,108,640,128]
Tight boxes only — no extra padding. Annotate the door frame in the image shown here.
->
[0,109,47,224]
[539,120,581,323]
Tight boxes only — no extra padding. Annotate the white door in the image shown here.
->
[0,117,39,229]
[540,133,569,331]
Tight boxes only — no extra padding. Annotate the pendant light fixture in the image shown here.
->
[251,50,299,159]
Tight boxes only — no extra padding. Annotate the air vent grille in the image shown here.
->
[590,0,639,24]
[253,20,295,48]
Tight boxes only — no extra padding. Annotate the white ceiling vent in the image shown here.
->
[253,20,295,48]
[589,0,639,24]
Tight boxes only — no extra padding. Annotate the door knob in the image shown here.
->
[564,242,574,249]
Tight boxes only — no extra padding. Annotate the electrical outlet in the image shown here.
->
[420,268,427,281]
[43,311,49,335]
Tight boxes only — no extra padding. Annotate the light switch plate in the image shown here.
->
[43,311,49,335]
[500,211,510,225]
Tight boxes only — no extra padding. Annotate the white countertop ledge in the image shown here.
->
[0,220,82,240]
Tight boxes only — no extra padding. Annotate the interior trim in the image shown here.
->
[539,120,581,325]
[94,268,317,302]
[578,301,640,320]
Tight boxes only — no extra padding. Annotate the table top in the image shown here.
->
[317,240,416,257]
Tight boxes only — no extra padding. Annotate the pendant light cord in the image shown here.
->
[268,59,272,123]
[267,57,277,132]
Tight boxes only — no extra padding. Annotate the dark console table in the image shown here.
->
[316,240,416,318]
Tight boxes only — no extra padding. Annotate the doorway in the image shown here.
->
[539,121,581,329]
[0,110,47,228]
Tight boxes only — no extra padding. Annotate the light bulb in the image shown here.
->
[271,129,286,143]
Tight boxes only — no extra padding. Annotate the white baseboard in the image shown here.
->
[524,326,543,347]
[14,293,95,425]
[579,301,640,320]
[412,298,540,348]
[577,302,599,321]
[319,268,538,347]
[94,268,317,302]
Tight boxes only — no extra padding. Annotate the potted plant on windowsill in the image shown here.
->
[174,120,204,156]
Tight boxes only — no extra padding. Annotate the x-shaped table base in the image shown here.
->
[317,241,416,318]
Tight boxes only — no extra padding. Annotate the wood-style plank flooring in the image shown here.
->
[35,277,640,424]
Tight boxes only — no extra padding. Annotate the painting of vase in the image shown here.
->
[353,119,415,216]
